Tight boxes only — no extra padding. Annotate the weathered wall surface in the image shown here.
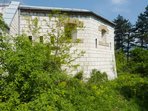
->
[0,1,20,36]
[19,11,117,79]
[75,16,117,79]
[0,6,4,14]
[9,10,19,35]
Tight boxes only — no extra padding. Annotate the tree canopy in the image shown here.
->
[135,5,148,49]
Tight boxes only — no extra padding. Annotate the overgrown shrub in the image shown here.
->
[115,48,148,77]
[112,74,148,111]
[129,48,148,77]
[73,71,83,80]
[1,14,148,111]
[88,69,108,84]
[115,51,129,74]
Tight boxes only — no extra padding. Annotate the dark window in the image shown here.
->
[40,36,43,43]
[29,36,32,42]
[0,31,2,36]
[101,29,107,38]
[95,38,97,48]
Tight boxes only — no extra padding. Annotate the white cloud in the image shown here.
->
[111,0,128,4]
[112,7,130,13]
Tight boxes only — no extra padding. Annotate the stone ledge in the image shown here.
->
[98,41,109,47]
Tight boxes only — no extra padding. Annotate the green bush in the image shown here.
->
[115,48,148,77]
[129,48,148,77]
[88,69,108,84]
[112,74,148,111]
[115,51,129,74]
[1,34,148,111]
[73,71,83,80]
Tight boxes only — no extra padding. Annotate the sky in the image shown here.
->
[1,0,148,24]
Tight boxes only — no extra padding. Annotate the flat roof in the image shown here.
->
[19,5,115,27]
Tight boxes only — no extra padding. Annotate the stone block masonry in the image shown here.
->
[0,1,117,79]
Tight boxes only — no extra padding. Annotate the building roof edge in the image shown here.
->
[19,5,115,27]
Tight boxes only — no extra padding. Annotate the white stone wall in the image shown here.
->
[73,16,117,79]
[0,2,20,36]
[19,11,117,79]
[0,6,4,14]
[9,10,19,35]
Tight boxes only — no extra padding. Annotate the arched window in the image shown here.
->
[99,25,108,42]
[101,29,107,42]
[98,25,110,46]
[101,29,107,38]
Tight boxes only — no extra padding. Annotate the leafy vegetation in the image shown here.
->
[0,6,148,111]
[0,33,148,111]
[114,5,148,61]
[129,48,148,77]
[135,5,148,48]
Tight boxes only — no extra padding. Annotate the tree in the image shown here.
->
[24,11,85,71]
[129,48,148,77]
[113,15,133,61]
[0,12,85,109]
[1,12,148,111]
[115,51,127,73]
[135,5,148,49]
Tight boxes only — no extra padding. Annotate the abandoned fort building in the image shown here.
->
[0,1,117,79]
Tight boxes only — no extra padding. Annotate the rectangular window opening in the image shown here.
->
[95,38,97,48]
[29,36,32,42]
[40,36,43,43]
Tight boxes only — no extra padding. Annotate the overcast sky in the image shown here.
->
[1,0,148,24]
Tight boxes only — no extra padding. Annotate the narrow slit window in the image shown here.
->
[95,38,97,48]
[29,36,32,42]
[40,36,43,43]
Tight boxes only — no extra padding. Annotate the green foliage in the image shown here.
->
[24,12,85,71]
[115,51,128,74]
[1,35,148,110]
[113,15,133,53]
[88,69,108,84]
[74,71,83,80]
[112,74,148,111]
[1,8,148,111]
[135,5,148,49]
[114,5,148,52]
[116,47,148,77]
[128,48,148,77]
